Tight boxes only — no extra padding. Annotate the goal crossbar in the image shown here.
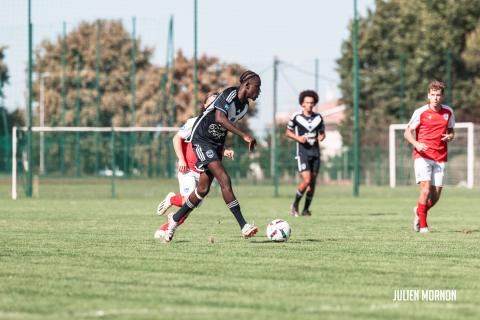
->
[11,126,179,199]
[389,122,474,188]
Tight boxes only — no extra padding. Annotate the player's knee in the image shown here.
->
[218,176,233,192]
[196,185,210,197]
[420,186,430,198]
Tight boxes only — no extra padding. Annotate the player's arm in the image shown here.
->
[442,111,455,142]
[317,118,326,142]
[441,128,454,142]
[404,127,427,152]
[172,133,188,173]
[318,131,326,142]
[215,110,256,151]
[285,128,307,144]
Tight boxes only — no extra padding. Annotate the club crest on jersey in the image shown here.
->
[224,104,231,111]
[206,150,215,159]
[208,124,227,139]
[443,114,449,120]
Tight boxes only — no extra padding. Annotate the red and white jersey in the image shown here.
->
[178,117,199,172]
[407,104,455,162]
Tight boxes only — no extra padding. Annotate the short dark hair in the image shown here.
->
[428,80,445,94]
[239,70,260,84]
[299,90,319,105]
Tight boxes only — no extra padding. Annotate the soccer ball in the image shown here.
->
[266,219,291,242]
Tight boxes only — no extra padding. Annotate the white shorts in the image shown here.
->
[177,170,200,197]
[414,158,446,186]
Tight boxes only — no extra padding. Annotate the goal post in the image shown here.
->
[11,126,179,199]
[389,122,475,188]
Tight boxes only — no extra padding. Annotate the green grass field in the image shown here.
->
[1,179,479,319]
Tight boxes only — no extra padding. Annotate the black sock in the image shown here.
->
[227,200,246,229]
[293,190,304,209]
[303,192,314,212]
[173,198,196,222]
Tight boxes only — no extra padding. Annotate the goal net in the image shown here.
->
[11,126,179,199]
[389,122,477,188]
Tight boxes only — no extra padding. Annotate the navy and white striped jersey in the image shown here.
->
[287,111,325,157]
[189,87,248,148]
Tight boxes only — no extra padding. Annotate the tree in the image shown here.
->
[0,46,8,100]
[337,0,480,146]
[31,19,255,176]
[34,20,255,129]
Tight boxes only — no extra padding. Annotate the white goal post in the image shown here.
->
[389,122,475,188]
[11,126,179,200]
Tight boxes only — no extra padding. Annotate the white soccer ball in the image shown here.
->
[266,219,291,242]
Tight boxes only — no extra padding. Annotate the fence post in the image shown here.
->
[111,128,116,198]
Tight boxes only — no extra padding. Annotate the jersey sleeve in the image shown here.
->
[213,87,237,115]
[178,118,196,139]
[287,114,297,131]
[318,116,325,133]
[407,109,421,129]
[448,110,455,128]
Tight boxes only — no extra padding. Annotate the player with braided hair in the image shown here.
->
[164,70,261,242]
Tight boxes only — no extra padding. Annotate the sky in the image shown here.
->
[0,0,375,131]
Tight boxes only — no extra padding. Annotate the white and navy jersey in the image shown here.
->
[287,111,325,157]
[189,87,248,148]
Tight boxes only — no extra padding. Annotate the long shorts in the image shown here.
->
[177,170,200,197]
[296,154,320,173]
[414,157,446,187]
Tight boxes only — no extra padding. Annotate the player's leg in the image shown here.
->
[156,171,187,216]
[417,180,431,231]
[427,162,445,210]
[302,157,320,216]
[207,160,257,237]
[155,171,200,238]
[413,158,433,233]
[165,171,214,242]
[292,156,310,216]
[428,186,442,209]
[302,173,317,216]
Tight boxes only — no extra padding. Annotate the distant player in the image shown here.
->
[164,70,261,242]
[404,80,455,233]
[286,90,325,217]
[154,92,234,239]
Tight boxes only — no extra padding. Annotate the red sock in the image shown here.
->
[160,213,190,231]
[170,194,183,207]
[159,222,168,231]
[417,203,428,228]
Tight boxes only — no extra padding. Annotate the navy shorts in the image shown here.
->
[296,154,320,173]
[193,144,223,172]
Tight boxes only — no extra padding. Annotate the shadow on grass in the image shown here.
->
[367,212,399,216]
[250,238,330,244]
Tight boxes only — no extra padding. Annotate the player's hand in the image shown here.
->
[243,135,257,151]
[178,160,188,173]
[318,132,326,142]
[297,135,307,144]
[441,133,454,142]
[415,142,428,153]
[223,149,235,160]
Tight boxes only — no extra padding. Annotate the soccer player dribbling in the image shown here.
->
[164,70,262,242]
[404,80,455,233]
[153,92,235,239]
